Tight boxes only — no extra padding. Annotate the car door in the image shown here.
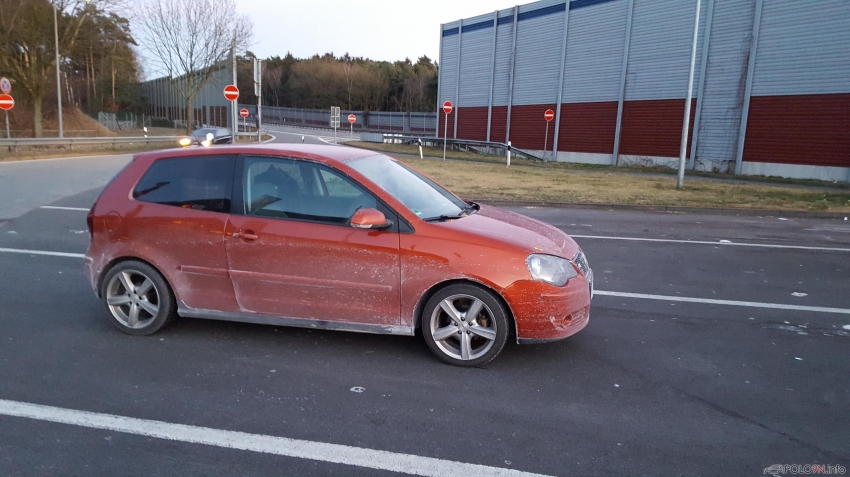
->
[129,154,238,313]
[224,155,401,327]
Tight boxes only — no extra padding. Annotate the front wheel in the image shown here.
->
[421,283,510,367]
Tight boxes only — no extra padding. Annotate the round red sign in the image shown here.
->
[443,101,453,114]
[544,109,555,121]
[224,85,239,101]
[348,114,356,124]
[0,94,14,111]
[239,108,249,118]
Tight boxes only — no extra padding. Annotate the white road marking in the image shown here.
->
[594,290,850,315]
[264,128,343,145]
[1,247,846,315]
[570,234,850,252]
[0,399,546,477]
[0,247,85,258]
[39,206,90,212]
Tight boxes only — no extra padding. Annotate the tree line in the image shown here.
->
[237,52,438,113]
[0,0,439,137]
[0,0,139,137]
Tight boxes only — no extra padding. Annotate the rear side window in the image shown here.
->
[133,156,234,213]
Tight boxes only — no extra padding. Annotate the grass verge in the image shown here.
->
[389,156,850,213]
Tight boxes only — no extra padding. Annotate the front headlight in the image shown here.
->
[526,254,578,287]
[178,137,192,147]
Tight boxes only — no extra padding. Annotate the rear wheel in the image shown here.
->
[421,283,509,367]
[101,261,176,336]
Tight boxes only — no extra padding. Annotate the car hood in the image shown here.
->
[434,204,579,259]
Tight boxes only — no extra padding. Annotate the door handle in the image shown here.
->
[235,231,259,240]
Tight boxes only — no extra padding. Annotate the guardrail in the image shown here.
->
[362,133,547,162]
[0,136,182,152]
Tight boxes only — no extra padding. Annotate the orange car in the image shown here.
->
[85,144,592,366]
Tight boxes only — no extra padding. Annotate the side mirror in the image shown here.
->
[350,208,392,230]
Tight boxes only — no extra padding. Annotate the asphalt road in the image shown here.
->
[0,151,848,476]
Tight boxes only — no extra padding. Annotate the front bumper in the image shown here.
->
[503,272,592,344]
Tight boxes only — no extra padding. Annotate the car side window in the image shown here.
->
[133,155,234,213]
[243,156,377,225]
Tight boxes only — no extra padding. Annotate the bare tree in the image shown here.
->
[135,0,251,133]
[0,0,121,136]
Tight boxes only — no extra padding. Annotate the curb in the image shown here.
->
[471,199,850,220]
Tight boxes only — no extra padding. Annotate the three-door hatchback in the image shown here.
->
[85,144,592,366]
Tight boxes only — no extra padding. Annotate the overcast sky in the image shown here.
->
[237,0,521,63]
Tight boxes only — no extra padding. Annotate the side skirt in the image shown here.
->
[177,306,415,337]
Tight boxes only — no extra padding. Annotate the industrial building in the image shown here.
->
[437,0,850,181]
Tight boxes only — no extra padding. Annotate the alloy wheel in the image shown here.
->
[429,294,498,361]
[105,269,160,330]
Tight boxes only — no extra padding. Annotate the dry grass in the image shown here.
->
[394,157,850,213]
[3,108,115,138]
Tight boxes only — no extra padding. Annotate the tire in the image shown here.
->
[421,283,510,367]
[100,260,176,336]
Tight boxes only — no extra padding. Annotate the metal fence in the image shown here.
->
[240,105,437,135]
[98,112,153,131]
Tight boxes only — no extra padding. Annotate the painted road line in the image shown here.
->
[39,206,90,212]
[2,247,847,315]
[570,235,850,253]
[594,290,850,315]
[0,248,85,259]
[0,399,546,477]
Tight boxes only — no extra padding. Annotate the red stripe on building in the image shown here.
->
[744,93,850,167]
[506,104,557,150]
[455,106,489,141]
[490,106,508,143]
[557,101,618,154]
[620,99,696,158]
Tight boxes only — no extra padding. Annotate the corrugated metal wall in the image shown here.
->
[440,0,850,180]
[559,0,628,154]
[491,8,516,109]
[140,68,232,128]
[619,0,707,159]
[741,0,850,170]
[750,0,850,97]
[693,0,756,169]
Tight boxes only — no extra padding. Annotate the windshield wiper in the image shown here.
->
[424,202,479,222]
[461,202,479,216]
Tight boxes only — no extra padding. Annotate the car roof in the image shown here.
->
[133,143,383,166]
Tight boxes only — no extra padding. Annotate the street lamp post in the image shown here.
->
[53,4,63,138]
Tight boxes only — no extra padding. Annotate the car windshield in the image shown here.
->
[348,155,468,220]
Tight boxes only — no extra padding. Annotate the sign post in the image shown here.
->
[240,108,249,140]
[348,113,356,138]
[544,109,554,161]
[0,93,14,139]
[254,59,263,143]
[330,107,340,144]
[224,85,240,141]
[442,101,453,161]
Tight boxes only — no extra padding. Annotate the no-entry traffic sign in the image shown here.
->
[544,109,555,121]
[0,94,14,111]
[443,101,453,114]
[224,85,239,101]
[348,114,356,124]
[0,78,11,95]
[239,108,249,118]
